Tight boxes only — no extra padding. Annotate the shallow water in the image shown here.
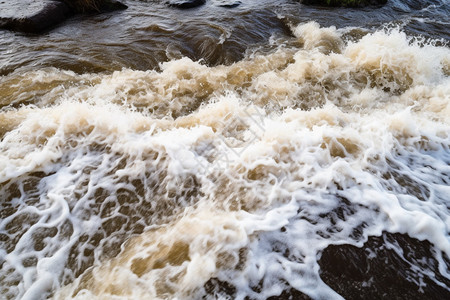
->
[0,0,449,299]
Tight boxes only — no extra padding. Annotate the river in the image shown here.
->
[0,0,449,299]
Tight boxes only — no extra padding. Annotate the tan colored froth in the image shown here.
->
[56,209,247,299]
[0,110,28,139]
[1,22,449,300]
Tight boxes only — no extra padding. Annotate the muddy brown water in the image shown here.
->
[0,0,449,299]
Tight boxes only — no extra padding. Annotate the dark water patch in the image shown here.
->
[406,18,450,42]
[379,147,450,206]
[319,232,450,299]
[382,169,431,202]
[266,289,311,300]
[0,1,295,74]
[1,0,448,75]
[204,277,237,299]
[167,0,206,9]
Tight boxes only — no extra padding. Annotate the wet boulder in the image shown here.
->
[167,0,206,9]
[213,0,242,8]
[60,0,128,13]
[319,232,450,299]
[0,0,127,34]
[0,0,72,33]
[302,0,387,7]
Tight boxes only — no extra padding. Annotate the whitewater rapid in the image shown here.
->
[0,21,449,299]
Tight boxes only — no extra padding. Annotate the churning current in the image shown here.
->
[0,0,449,299]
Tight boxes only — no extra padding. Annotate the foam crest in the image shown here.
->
[293,22,343,54]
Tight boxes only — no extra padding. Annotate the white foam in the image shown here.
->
[0,22,449,299]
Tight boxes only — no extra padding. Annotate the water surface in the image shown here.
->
[0,0,449,299]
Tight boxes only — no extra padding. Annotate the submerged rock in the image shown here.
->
[214,0,242,8]
[302,0,387,7]
[0,0,127,34]
[167,0,206,9]
[319,232,450,299]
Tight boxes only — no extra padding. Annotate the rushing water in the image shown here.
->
[0,0,449,299]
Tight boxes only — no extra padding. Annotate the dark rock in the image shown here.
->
[0,0,72,33]
[98,0,128,12]
[319,232,450,299]
[58,0,128,13]
[302,0,387,7]
[0,0,127,34]
[266,289,312,300]
[215,0,241,8]
[167,0,206,9]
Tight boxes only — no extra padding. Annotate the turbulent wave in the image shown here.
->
[0,22,449,299]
